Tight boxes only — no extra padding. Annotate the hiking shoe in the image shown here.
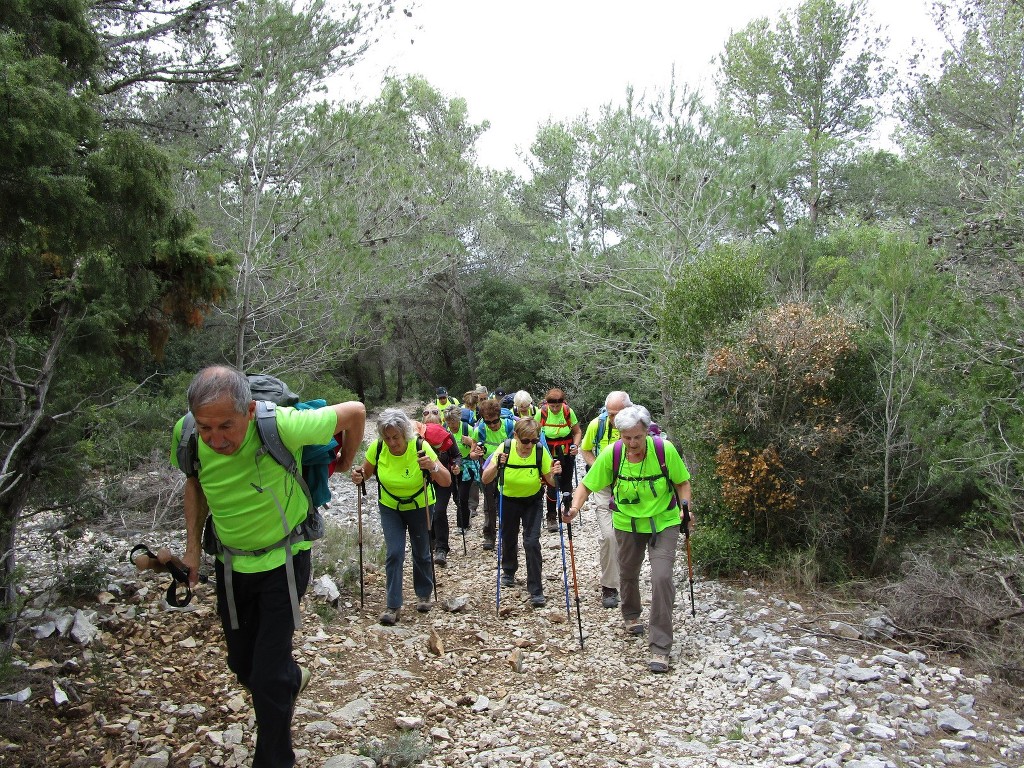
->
[290,665,312,722]
[433,550,447,566]
[379,607,401,626]
[482,539,495,551]
[649,653,670,673]
[530,594,547,608]
[500,573,514,587]
[546,519,559,533]
[624,619,644,636]
[601,587,620,609]
[416,599,432,613]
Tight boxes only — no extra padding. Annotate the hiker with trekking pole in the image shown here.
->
[565,404,693,674]
[580,391,633,610]
[443,404,475,555]
[419,404,460,567]
[481,418,561,610]
[539,388,582,533]
[171,365,366,768]
[470,398,517,551]
[350,408,450,626]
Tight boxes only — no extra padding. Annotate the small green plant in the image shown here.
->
[357,732,431,767]
[54,552,108,600]
[312,518,384,587]
[726,723,744,740]
[313,601,338,624]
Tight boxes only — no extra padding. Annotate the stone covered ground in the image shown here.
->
[3,471,1024,768]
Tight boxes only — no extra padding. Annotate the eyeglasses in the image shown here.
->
[519,438,540,445]
[547,398,563,404]
[423,409,440,415]
[484,418,500,426]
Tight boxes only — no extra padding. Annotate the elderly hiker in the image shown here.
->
[579,390,633,609]
[173,365,365,768]
[351,408,451,625]
[482,418,561,608]
[565,405,693,674]
[470,398,516,550]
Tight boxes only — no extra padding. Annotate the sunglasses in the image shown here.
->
[424,409,440,415]
[519,438,540,445]
[547,398,563,404]
[484,418,500,426]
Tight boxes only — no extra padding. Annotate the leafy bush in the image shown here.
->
[702,302,878,565]
[691,521,770,578]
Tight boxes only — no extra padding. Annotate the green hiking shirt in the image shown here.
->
[488,441,553,498]
[367,437,439,510]
[582,436,690,534]
[580,415,619,457]
[171,406,337,573]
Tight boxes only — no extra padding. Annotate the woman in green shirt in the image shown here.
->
[352,409,451,625]
[482,418,561,607]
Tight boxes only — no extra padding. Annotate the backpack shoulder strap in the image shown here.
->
[504,417,515,437]
[609,439,624,510]
[254,401,296,473]
[652,437,678,510]
[177,413,199,478]
[595,411,607,446]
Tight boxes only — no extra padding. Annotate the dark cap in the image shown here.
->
[436,386,447,396]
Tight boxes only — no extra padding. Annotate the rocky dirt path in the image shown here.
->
[5,470,1024,768]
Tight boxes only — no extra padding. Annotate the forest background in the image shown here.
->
[1,0,1023,687]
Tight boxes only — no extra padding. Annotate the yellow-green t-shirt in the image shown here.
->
[488,440,553,498]
[171,405,337,573]
[582,437,690,534]
[367,437,439,510]
[436,396,461,409]
[540,404,578,441]
[580,415,619,458]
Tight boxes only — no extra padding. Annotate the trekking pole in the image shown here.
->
[495,458,506,617]
[419,451,439,603]
[557,486,571,622]
[681,499,696,617]
[562,493,585,649]
[357,481,366,609]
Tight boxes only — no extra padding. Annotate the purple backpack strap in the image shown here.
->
[652,437,677,510]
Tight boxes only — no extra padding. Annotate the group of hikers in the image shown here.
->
[163,366,693,768]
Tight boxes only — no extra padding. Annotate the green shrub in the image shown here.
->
[691,521,770,578]
[358,732,431,767]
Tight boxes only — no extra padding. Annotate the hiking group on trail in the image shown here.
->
[160,367,694,768]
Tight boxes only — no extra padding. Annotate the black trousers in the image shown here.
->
[215,549,311,768]
[500,491,545,597]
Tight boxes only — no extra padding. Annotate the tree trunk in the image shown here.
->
[395,360,405,402]
[0,415,54,648]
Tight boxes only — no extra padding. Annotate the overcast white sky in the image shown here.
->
[340,0,947,172]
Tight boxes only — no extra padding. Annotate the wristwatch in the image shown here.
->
[432,463,441,474]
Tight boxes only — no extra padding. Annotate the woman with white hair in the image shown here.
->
[352,408,451,625]
[512,389,540,421]
[565,405,692,674]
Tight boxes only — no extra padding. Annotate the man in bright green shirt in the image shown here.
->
[172,365,365,768]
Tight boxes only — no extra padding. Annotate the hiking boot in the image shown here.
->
[601,586,620,609]
[649,653,670,673]
[624,619,644,636]
[433,550,447,566]
[290,665,312,722]
[500,573,514,587]
[416,599,432,613]
[379,607,401,626]
[530,594,547,608]
[482,538,495,551]
[546,518,558,533]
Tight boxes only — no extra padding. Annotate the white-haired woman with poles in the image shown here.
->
[351,408,450,625]
[565,405,693,674]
